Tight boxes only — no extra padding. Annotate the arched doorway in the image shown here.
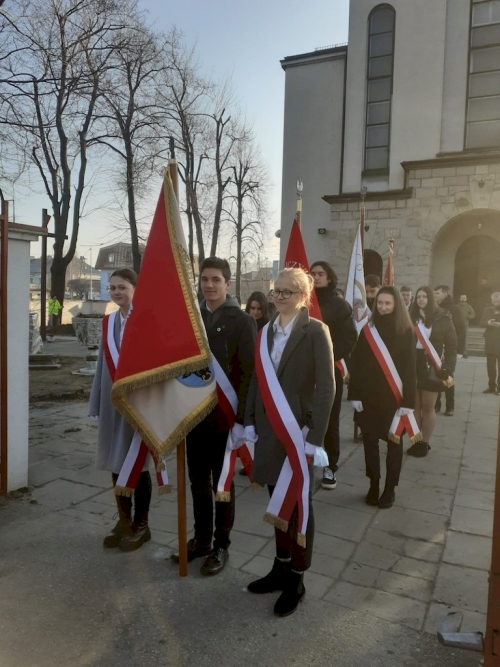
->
[453,235,500,321]
[364,249,383,281]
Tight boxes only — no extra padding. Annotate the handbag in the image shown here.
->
[421,356,454,388]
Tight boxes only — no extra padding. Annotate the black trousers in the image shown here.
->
[323,367,343,472]
[111,470,151,520]
[436,384,455,410]
[267,482,314,572]
[186,421,235,550]
[487,354,500,390]
[363,435,403,487]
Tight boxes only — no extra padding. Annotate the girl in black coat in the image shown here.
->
[408,286,457,457]
[348,286,416,509]
[245,291,270,331]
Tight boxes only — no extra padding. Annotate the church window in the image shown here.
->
[365,5,395,172]
[466,0,500,148]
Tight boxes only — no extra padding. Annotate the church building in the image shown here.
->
[280,0,500,315]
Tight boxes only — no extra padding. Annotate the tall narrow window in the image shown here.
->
[466,0,500,148]
[365,5,395,172]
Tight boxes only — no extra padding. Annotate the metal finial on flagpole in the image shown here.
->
[296,180,303,229]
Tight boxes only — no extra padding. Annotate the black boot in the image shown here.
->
[247,558,290,594]
[119,472,152,552]
[103,474,133,548]
[378,484,395,509]
[365,479,380,506]
[274,570,306,617]
[407,441,431,457]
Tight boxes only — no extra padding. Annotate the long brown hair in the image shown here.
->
[370,286,412,335]
[110,268,137,286]
[409,286,440,327]
[245,291,268,320]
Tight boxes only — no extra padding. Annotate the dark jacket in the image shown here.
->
[244,308,334,486]
[315,284,358,361]
[480,305,500,356]
[425,308,458,375]
[201,295,257,429]
[439,295,466,355]
[348,316,416,442]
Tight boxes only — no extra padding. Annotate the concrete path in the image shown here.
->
[1,357,496,666]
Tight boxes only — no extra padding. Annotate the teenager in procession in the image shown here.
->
[245,291,270,331]
[244,268,334,617]
[89,269,155,552]
[310,260,357,489]
[348,286,417,509]
[171,257,257,576]
[408,286,457,457]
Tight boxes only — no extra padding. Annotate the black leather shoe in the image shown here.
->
[170,538,211,564]
[200,548,229,576]
[365,480,380,506]
[378,485,395,509]
[407,441,430,457]
[274,571,305,617]
[247,558,289,594]
[119,521,151,552]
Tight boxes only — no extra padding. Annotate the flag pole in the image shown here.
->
[168,139,188,577]
[296,180,303,230]
[354,187,367,443]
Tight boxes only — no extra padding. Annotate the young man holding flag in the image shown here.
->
[172,257,257,576]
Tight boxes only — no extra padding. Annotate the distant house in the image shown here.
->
[240,267,274,306]
[95,242,145,300]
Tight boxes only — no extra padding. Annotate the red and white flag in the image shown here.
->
[345,223,370,333]
[383,239,394,286]
[111,171,217,465]
[284,219,321,320]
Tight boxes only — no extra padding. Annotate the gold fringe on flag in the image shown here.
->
[157,485,171,495]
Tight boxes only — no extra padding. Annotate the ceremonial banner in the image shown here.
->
[111,172,217,460]
[383,239,394,286]
[345,223,370,333]
[284,219,321,320]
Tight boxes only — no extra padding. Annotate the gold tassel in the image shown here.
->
[251,482,261,492]
[157,485,171,495]
[297,533,307,548]
[388,432,400,445]
[215,491,231,502]
[114,486,134,498]
[263,512,288,533]
[409,431,422,444]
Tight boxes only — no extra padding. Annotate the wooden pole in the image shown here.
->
[484,406,500,666]
[354,189,367,444]
[296,180,303,230]
[40,209,49,341]
[169,157,188,578]
[0,201,8,494]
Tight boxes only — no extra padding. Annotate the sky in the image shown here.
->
[10,0,349,260]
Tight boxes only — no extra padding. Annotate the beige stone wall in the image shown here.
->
[321,162,500,291]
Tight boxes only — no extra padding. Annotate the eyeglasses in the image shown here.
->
[107,285,130,293]
[270,289,301,300]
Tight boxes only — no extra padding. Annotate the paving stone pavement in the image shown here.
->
[23,356,498,645]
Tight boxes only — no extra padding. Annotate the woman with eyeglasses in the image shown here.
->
[89,268,153,552]
[244,268,334,617]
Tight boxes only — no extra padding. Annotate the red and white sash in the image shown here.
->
[414,323,442,371]
[255,325,310,547]
[363,324,421,445]
[214,356,254,501]
[103,312,170,497]
[335,359,348,379]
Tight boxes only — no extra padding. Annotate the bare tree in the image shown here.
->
[92,23,168,273]
[225,134,269,301]
[0,0,136,316]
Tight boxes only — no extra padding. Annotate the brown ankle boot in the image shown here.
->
[119,472,152,552]
[103,491,133,548]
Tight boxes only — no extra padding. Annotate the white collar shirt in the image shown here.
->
[270,314,299,371]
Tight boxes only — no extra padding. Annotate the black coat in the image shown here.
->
[425,308,458,375]
[200,296,257,429]
[315,285,358,361]
[439,295,466,355]
[348,317,416,442]
[480,305,500,355]
[245,308,334,485]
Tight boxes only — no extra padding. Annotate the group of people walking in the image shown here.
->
[89,257,491,619]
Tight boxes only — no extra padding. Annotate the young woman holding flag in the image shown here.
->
[348,286,417,509]
[244,267,334,617]
[408,286,457,457]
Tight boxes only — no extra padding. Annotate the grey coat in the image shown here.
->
[88,312,136,474]
[244,308,335,486]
